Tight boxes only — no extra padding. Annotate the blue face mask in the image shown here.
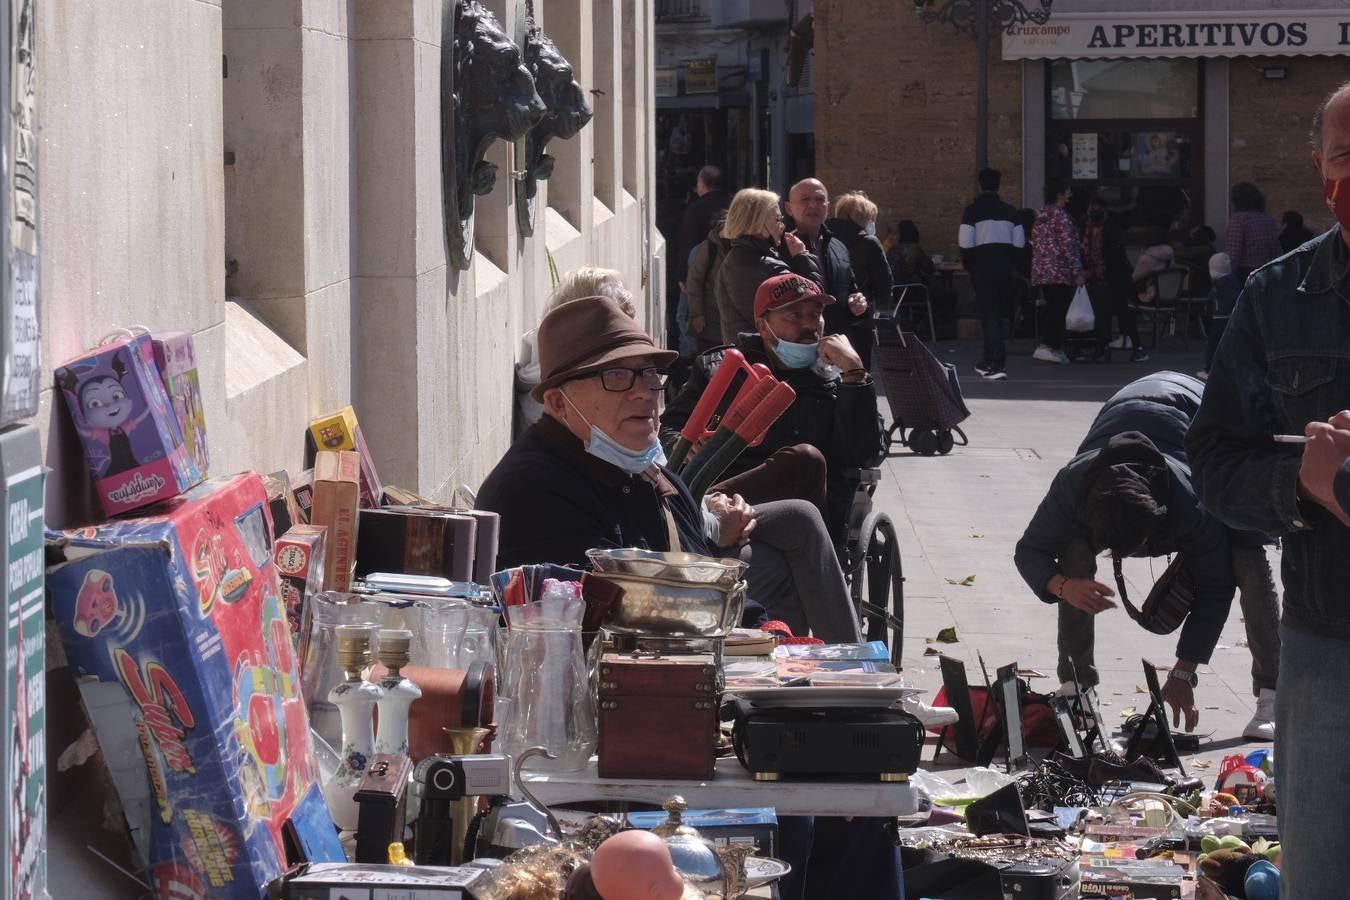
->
[768,325,820,369]
[562,392,667,475]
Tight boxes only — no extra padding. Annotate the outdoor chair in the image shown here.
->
[1129,267,1188,349]
[890,282,936,343]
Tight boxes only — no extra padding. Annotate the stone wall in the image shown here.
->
[38,0,660,524]
[815,0,1024,258]
[1228,56,1345,235]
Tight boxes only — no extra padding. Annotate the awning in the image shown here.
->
[1003,10,1350,59]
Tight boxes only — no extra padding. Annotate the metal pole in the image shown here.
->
[975,0,990,173]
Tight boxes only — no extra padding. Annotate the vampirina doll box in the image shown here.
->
[45,473,328,900]
[54,332,202,516]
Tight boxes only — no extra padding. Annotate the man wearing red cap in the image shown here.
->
[661,273,884,543]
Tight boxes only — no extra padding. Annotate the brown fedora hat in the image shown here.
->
[532,296,678,401]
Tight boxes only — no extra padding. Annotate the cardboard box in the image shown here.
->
[305,406,383,508]
[45,474,328,899]
[311,451,360,591]
[355,507,477,582]
[290,469,314,525]
[2,425,45,899]
[273,525,327,638]
[151,331,209,479]
[53,332,202,516]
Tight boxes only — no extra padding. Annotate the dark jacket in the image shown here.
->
[714,235,823,343]
[477,415,714,569]
[827,217,890,323]
[958,191,1025,279]
[1187,227,1350,641]
[789,219,859,336]
[1015,372,1236,665]
[659,334,885,480]
[685,226,728,354]
[676,190,730,282]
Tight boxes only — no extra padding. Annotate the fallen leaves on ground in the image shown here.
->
[924,626,959,644]
[969,533,984,539]
[1120,706,1137,718]
[945,575,977,586]
[1136,685,1147,694]
[1192,759,1212,769]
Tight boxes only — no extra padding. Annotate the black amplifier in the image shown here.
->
[729,699,923,782]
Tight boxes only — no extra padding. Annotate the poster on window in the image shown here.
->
[1072,133,1098,179]
[1133,132,1181,177]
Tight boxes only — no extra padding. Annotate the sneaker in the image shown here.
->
[1032,345,1058,363]
[902,695,959,728]
[1242,688,1275,741]
[1107,335,1133,350]
[982,369,1008,381]
[974,363,993,377]
[1052,349,1071,365]
[1131,348,1150,363]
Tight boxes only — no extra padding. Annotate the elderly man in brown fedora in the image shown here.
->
[476,295,863,643]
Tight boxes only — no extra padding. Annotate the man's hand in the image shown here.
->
[688,315,705,335]
[707,493,757,547]
[1053,576,1117,614]
[783,232,807,258]
[847,292,868,317]
[1161,665,1200,732]
[1299,416,1350,525]
[818,334,864,373]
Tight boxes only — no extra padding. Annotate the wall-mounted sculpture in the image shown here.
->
[442,0,546,271]
[514,25,592,238]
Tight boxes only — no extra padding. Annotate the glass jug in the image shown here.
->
[299,592,381,750]
[496,624,597,773]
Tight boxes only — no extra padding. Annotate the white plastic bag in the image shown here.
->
[1066,284,1095,332]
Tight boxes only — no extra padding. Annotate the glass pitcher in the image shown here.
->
[299,592,381,750]
[496,624,598,772]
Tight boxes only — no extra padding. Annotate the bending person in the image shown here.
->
[1014,372,1279,738]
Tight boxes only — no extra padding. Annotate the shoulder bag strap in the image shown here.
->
[1112,554,1146,623]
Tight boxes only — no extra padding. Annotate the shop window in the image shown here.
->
[1050,59,1199,120]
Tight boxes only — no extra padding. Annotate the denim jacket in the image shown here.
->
[1186,227,1350,640]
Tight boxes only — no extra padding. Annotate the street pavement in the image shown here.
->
[871,335,1276,779]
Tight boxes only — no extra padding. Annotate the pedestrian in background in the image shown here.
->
[684,210,729,355]
[1279,209,1315,253]
[1198,252,1240,380]
[1132,227,1176,305]
[1031,177,1084,365]
[1224,181,1280,282]
[827,191,891,368]
[714,188,821,342]
[959,167,1024,380]
[1081,195,1146,361]
[887,219,935,288]
[785,178,870,352]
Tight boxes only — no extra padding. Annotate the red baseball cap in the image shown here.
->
[753,273,834,319]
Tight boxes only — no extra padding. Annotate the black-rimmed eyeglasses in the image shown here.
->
[582,366,670,392]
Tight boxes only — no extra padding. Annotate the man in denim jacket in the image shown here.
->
[1186,80,1350,898]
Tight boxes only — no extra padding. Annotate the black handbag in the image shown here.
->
[1112,553,1194,635]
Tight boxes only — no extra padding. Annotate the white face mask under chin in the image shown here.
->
[560,391,667,475]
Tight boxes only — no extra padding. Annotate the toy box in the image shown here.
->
[355,507,477,582]
[45,473,328,899]
[152,331,209,479]
[2,425,45,899]
[311,451,360,591]
[273,525,327,638]
[54,332,202,516]
[290,470,313,525]
[304,406,383,508]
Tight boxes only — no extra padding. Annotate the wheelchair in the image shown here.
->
[834,467,905,669]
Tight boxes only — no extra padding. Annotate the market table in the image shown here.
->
[520,758,922,817]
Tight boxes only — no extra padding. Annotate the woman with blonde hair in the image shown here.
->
[826,191,891,366]
[714,188,821,342]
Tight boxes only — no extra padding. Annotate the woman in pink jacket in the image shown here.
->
[1031,177,1086,364]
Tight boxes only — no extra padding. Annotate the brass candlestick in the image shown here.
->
[443,726,490,864]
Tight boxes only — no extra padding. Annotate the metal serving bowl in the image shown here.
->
[585,549,747,637]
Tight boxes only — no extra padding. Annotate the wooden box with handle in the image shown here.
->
[597,652,720,780]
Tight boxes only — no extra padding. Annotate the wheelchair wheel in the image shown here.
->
[849,511,905,668]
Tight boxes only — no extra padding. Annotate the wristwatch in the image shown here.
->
[1167,669,1199,687]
